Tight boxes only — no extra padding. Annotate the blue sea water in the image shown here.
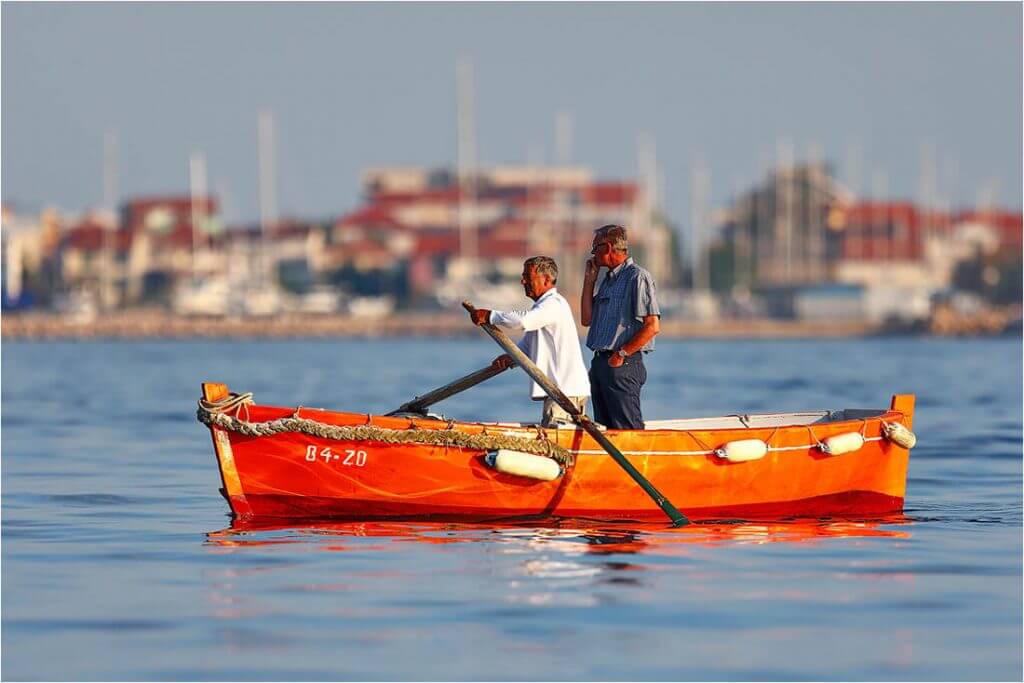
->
[2,337,1021,681]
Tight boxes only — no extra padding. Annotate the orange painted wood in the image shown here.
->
[890,394,915,429]
[201,382,229,403]
[201,382,253,517]
[200,384,915,521]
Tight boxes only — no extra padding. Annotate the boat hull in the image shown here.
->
[201,383,914,522]
[221,490,904,521]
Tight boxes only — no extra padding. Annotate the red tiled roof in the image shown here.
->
[359,181,637,213]
[414,230,460,256]
[840,202,921,227]
[61,221,132,253]
[836,202,924,260]
[478,236,529,258]
[336,204,402,229]
[838,203,1022,255]
[330,178,640,261]
[374,187,462,204]
[953,210,1022,249]
[582,183,638,205]
[123,196,218,232]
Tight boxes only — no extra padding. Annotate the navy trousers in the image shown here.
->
[588,351,647,429]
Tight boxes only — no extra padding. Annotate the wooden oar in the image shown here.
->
[387,363,509,416]
[462,300,689,526]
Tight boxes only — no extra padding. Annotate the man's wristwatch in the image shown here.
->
[616,349,628,359]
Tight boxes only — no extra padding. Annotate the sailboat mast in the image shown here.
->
[555,110,572,167]
[638,133,655,239]
[102,130,118,309]
[189,150,207,282]
[690,155,710,292]
[638,132,666,284]
[781,139,795,283]
[456,58,478,265]
[872,168,888,262]
[919,143,935,260]
[258,109,276,287]
[526,143,541,256]
[808,140,824,282]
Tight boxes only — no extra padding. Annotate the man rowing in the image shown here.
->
[468,256,590,427]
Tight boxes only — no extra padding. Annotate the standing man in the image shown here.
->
[581,224,660,429]
[468,256,590,427]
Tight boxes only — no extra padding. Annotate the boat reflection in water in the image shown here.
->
[202,515,914,620]
[206,514,912,556]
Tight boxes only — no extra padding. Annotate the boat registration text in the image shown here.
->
[304,445,368,467]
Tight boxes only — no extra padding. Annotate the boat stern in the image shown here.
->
[890,393,915,429]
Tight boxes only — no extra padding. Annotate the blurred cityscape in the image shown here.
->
[4,4,1021,341]
[2,151,1020,339]
[3,74,1022,341]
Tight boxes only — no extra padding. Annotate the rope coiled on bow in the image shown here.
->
[197,393,573,466]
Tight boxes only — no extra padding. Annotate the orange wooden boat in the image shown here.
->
[198,382,915,522]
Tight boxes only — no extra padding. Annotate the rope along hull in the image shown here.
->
[199,383,914,521]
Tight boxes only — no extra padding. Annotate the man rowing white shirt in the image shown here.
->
[468,256,591,427]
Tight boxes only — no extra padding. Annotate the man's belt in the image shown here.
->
[593,349,644,358]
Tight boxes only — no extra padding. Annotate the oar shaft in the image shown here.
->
[462,301,688,526]
[390,364,508,415]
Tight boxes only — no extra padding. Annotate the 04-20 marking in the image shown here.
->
[304,445,368,467]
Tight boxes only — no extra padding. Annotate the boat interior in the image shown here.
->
[479,408,889,431]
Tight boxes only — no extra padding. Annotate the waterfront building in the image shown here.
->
[711,162,854,291]
[330,165,680,309]
[710,163,1022,320]
[1,204,62,310]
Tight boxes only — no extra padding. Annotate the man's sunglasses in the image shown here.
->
[591,242,613,254]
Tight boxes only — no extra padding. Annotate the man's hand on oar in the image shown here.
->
[462,300,689,527]
[491,354,514,370]
[468,307,492,327]
[469,308,514,371]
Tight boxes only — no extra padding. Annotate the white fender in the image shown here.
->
[485,450,561,481]
[820,431,864,456]
[882,422,917,449]
[715,439,768,462]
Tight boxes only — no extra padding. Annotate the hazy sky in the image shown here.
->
[3,2,1021,228]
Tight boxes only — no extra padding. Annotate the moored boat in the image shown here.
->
[198,382,916,522]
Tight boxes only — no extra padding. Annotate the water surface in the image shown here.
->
[2,338,1021,680]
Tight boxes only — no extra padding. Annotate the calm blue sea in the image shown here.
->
[2,337,1021,681]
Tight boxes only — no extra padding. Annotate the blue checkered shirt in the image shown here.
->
[585,257,661,353]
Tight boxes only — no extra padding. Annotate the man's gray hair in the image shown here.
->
[524,255,558,283]
[595,224,629,252]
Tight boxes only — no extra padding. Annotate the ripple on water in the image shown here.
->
[1,338,1021,681]
[0,518,66,541]
[45,493,146,507]
[9,617,175,634]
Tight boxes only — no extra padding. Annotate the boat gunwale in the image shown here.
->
[232,402,907,441]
